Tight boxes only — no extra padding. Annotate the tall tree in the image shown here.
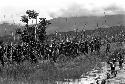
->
[37,18,51,43]
[20,15,29,28]
[26,10,39,40]
[18,10,51,44]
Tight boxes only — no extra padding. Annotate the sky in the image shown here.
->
[0,0,125,24]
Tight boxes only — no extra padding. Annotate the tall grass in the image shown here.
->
[0,42,121,84]
[0,54,98,84]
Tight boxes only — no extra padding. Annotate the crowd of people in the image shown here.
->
[0,26,125,83]
[0,35,108,66]
[0,30,125,84]
[95,49,125,84]
[106,52,124,79]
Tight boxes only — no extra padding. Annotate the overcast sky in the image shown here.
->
[0,0,125,24]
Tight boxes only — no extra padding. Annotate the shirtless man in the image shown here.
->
[118,53,124,70]
[110,58,117,77]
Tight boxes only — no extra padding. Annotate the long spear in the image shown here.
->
[35,16,37,41]
[10,32,14,62]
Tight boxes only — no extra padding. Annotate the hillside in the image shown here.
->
[0,22,22,36]
[0,14,125,35]
[47,14,125,34]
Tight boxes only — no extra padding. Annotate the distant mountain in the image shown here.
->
[0,22,22,36]
[0,14,125,36]
[47,14,125,34]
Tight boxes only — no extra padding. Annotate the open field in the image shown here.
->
[0,54,97,84]
[0,42,122,84]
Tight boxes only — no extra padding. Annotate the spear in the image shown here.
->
[5,28,6,36]
[80,29,85,42]
[4,43,8,60]
[4,15,5,19]
[59,33,62,42]
[104,12,107,24]
[10,32,15,61]
[12,32,15,41]
[35,14,38,41]
[10,41,13,62]
[74,28,78,40]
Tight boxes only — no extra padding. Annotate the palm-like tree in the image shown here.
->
[19,10,51,43]
[26,10,39,40]
[26,10,38,20]
[21,15,29,27]
[16,28,22,35]
[37,18,51,42]
[39,18,51,26]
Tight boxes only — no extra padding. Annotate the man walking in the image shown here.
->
[106,42,110,53]
[118,53,124,70]
[110,58,117,77]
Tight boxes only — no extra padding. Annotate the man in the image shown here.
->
[112,58,117,64]
[118,53,124,70]
[106,72,110,79]
[0,45,4,66]
[110,58,117,77]
[101,79,106,84]
[85,40,89,54]
[96,79,100,84]
[90,40,94,53]
[106,42,110,53]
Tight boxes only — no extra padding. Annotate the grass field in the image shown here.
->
[0,54,100,84]
[0,42,123,84]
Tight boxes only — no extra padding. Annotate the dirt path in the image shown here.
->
[56,61,125,84]
[106,63,125,84]
[105,43,125,84]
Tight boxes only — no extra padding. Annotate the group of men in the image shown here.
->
[0,36,105,66]
[0,42,39,66]
[107,52,124,79]
[95,51,124,84]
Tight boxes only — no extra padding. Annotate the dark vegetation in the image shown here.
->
[0,10,125,84]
